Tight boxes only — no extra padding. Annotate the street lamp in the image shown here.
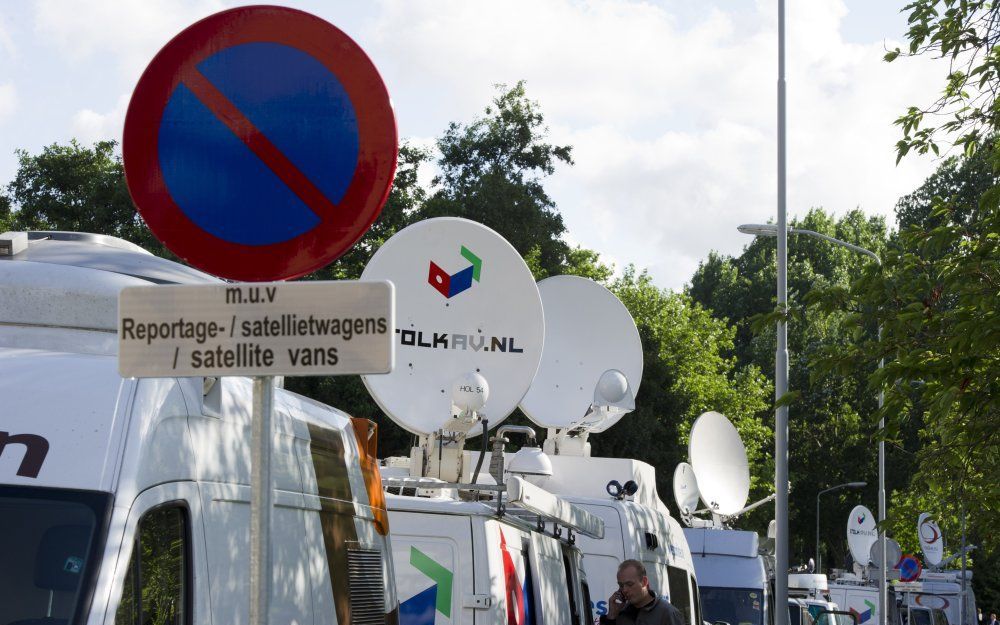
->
[738,223,885,625]
[816,481,867,573]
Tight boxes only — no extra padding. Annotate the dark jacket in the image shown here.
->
[599,591,685,625]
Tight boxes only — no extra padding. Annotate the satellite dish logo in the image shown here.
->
[920,518,941,544]
[857,512,866,524]
[428,246,483,298]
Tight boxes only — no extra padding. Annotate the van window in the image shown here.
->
[667,565,693,625]
[0,486,110,625]
[932,611,949,625]
[700,587,765,625]
[691,573,702,625]
[115,506,189,625]
[911,610,933,625]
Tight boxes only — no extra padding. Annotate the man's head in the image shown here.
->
[617,559,650,604]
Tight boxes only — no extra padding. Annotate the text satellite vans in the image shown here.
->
[0,232,397,625]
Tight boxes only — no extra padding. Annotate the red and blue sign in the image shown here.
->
[898,554,922,582]
[123,6,397,281]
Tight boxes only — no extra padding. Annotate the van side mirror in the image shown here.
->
[819,610,859,625]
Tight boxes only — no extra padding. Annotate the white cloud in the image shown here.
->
[33,0,226,82]
[369,0,943,290]
[71,92,129,144]
[0,82,16,123]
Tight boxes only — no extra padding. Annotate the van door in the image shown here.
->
[561,544,594,625]
[390,511,474,625]
[199,483,317,624]
[528,532,572,624]
[103,481,209,624]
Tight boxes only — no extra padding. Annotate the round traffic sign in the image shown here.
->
[898,554,922,582]
[123,6,397,281]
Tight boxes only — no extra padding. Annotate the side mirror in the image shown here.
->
[819,610,860,625]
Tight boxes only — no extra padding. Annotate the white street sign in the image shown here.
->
[119,281,394,377]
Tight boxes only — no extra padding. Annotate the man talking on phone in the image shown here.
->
[600,560,685,625]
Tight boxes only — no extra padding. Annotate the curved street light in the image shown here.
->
[738,223,886,625]
[816,481,867,572]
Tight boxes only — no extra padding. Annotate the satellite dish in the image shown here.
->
[846,504,878,565]
[918,513,945,566]
[361,218,544,436]
[519,275,642,433]
[673,462,701,519]
[688,411,750,515]
[870,537,903,569]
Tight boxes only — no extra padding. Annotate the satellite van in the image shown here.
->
[515,275,703,624]
[673,411,780,625]
[361,218,602,625]
[827,507,905,625]
[0,232,397,624]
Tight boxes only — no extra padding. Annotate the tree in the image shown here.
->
[805,0,1000,563]
[416,81,574,276]
[689,208,899,565]
[596,267,772,525]
[4,140,169,256]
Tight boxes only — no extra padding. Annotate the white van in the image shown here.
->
[827,577,903,625]
[382,472,601,625]
[538,454,702,625]
[0,232,397,625]
[896,572,977,625]
[684,528,771,625]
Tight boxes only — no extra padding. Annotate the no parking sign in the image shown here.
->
[123,6,397,281]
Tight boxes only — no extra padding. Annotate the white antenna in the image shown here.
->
[846,505,877,569]
[689,411,751,524]
[519,275,642,455]
[673,462,702,526]
[918,512,945,567]
[360,218,545,481]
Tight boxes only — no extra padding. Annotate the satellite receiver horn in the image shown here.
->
[673,462,702,525]
[361,217,544,482]
[688,411,751,526]
[519,275,642,456]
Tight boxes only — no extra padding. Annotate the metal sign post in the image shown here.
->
[250,375,274,625]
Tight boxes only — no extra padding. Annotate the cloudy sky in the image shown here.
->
[0,0,947,290]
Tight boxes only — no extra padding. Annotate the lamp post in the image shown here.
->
[816,481,867,573]
[737,223,885,625]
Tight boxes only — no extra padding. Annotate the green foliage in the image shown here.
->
[4,140,170,256]
[887,1,1000,160]
[807,198,1000,550]
[416,81,573,276]
[689,208,897,564]
[596,267,772,524]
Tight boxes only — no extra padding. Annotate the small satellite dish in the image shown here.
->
[870,537,904,569]
[519,275,642,433]
[918,513,945,566]
[846,504,878,565]
[688,411,750,515]
[361,218,544,436]
[673,462,702,519]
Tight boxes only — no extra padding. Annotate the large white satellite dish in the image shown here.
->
[519,275,642,433]
[688,411,750,516]
[847,504,878,565]
[918,512,945,566]
[673,462,702,518]
[361,217,544,436]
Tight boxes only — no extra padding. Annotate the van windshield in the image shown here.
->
[0,486,111,625]
[701,587,765,625]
